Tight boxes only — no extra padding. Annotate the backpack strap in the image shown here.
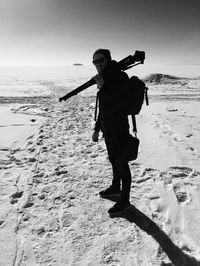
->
[145,86,149,106]
[131,114,138,137]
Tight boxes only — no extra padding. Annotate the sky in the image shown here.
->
[0,0,200,76]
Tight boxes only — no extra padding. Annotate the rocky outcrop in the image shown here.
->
[143,73,186,84]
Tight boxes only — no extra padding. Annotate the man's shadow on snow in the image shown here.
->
[109,202,200,266]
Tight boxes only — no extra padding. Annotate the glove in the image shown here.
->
[92,131,99,142]
[59,97,63,102]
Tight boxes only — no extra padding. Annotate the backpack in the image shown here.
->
[94,75,148,130]
[94,75,149,128]
[120,75,149,116]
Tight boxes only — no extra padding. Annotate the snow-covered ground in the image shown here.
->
[0,70,200,265]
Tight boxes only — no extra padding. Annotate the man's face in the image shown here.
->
[93,53,108,74]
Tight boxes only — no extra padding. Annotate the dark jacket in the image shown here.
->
[95,60,131,158]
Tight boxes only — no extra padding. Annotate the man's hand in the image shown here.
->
[59,97,64,102]
[92,130,99,142]
[93,74,104,89]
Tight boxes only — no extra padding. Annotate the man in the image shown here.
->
[92,49,132,216]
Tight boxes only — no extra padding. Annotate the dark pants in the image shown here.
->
[105,137,132,202]
[110,157,132,201]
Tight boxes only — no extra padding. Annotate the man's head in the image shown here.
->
[93,49,111,74]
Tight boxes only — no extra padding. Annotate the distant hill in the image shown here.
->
[0,74,18,82]
[143,73,188,84]
[73,63,83,66]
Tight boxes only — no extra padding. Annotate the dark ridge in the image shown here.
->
[143,73,188,84]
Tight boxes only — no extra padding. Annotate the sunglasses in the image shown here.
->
[92,57,106,65]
